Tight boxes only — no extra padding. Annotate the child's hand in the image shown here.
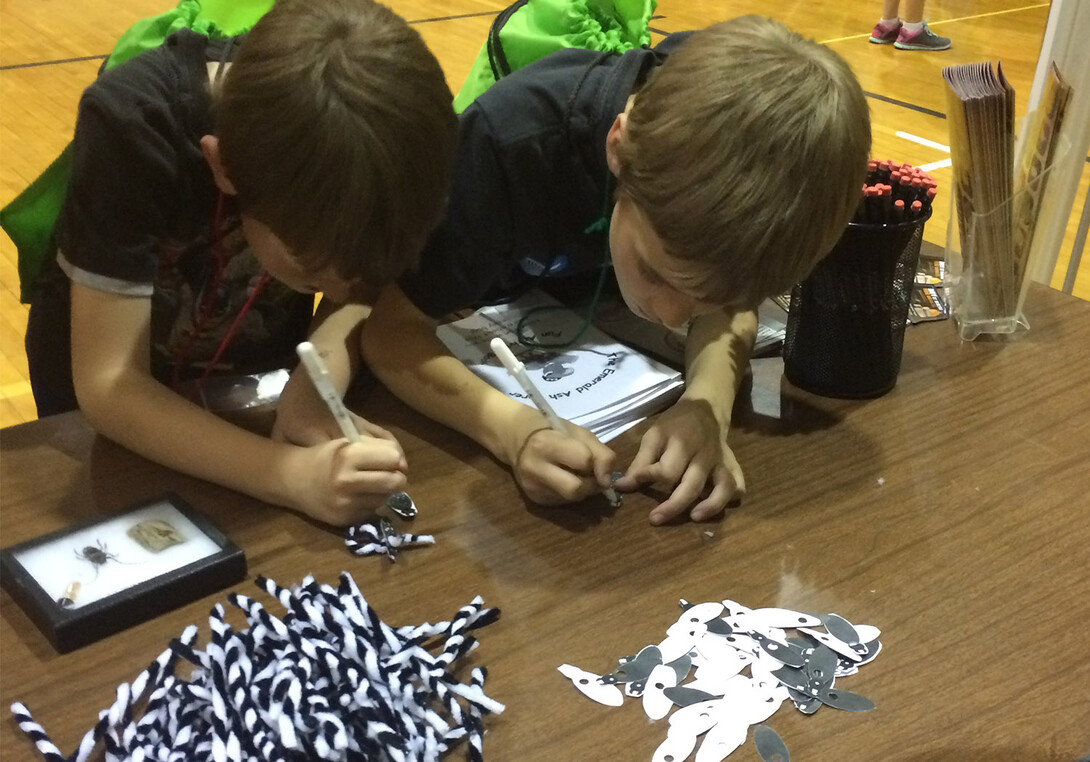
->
[273,366,345,445]
[274,400,404,453]
[272,371,405,459]
[283,438,408,527]
[507,412,616,506]
[612,398,745,525]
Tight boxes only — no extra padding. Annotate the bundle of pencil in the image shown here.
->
[852,160,938,225]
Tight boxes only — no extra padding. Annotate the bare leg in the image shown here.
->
[893,0,951,49]
[901,0,925,23]
[882,0,901,19]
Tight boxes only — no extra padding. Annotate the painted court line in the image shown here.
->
[865,91,945,119]
[918,158,953,172]
[896,131,950,153]
[0,54,107,71]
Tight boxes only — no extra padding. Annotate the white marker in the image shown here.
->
[489,337,621,507]
[296,341,362,442]
[296,342,418,519]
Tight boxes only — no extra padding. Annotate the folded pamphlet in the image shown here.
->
[436,290,684,442]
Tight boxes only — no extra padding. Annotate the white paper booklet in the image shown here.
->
[593,295,787,369]
[436,290,684,442]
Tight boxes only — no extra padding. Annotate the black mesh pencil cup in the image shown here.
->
[783,209,931,398]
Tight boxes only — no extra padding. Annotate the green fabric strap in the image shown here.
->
[1,0,274,303]
[453,0,656,113]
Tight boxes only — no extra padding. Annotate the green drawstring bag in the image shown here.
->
[7,0,654,301]
[453,0,656,113]
[1,0,274,303]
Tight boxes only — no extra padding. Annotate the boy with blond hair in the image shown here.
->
[25,0,457,525]
[361,15,871,524]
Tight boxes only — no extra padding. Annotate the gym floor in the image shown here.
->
[1,0,1086,426]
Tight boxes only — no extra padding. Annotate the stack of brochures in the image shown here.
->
[436,290,684,442]
[942,60,1072,326]
[593,294,787,368]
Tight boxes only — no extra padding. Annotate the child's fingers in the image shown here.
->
[722,446,745,493]
[524,463,594,505]
[338,468,408,496]
[358,418,401,446]
[517,432,611,504]
[619,448,693,494]
[648,466,709,525]
[571,433,617,488]
[592,448,618,489]
[688,467,739,522]
[522,429,591,472]
[341,439,407,474]
[648,438,702,489]
[612,429,666,490]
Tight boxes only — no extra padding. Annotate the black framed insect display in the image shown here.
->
[0,493,245,653]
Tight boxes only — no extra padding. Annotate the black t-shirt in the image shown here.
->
[26,30,314,415]
[397,34,691,320]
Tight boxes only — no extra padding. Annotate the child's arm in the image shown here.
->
[69,283,407,527]
[360,283,616,505]
[613,308,756,524]
[272,298,403,452]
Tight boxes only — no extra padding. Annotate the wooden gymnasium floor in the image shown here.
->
[1,0,1088,427]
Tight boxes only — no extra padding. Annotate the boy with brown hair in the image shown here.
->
[360,15,871,524]
[24,0,458,526]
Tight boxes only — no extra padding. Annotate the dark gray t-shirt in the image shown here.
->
[397,35,690,320]
[26,30,314,414]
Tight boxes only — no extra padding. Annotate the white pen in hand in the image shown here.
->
[295,341,418,520]
[296,341,363,443]
[489,337,621,507]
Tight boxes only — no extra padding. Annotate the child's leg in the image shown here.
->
[900,0,924,24]
[869,0,903,44]
[894,0,952,50]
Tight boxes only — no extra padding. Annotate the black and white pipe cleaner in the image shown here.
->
[345,520,434,561]
[11,572,503,762]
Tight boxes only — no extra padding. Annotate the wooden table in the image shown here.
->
[3,283,1089,761]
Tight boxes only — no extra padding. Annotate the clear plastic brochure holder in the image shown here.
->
[944,129,1070,341]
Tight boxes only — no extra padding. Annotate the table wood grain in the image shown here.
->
[3,284,1089,761]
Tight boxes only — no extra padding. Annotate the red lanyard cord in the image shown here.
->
[197,270,271,383]
[170,192,270,391]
